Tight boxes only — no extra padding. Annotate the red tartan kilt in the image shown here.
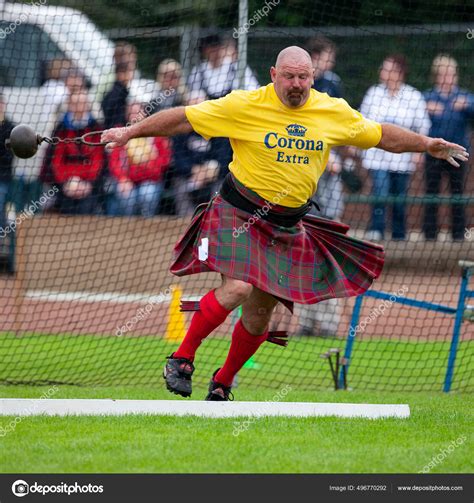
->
[170,194,384,311]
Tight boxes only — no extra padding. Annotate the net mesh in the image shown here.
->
[0,0,473,393]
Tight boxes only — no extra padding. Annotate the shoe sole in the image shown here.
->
[205,394,228,401]
[163,368,192,398]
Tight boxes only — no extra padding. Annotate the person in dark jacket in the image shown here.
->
[423,54,474,241]
[0,93,15,231]
[102,62,135,129]
[307,35,343,98]
[43,91,105,215]
[298,36,345,338]
[172,91,219,216]
[187,35,259,187]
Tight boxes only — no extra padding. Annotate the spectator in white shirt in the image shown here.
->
[187,35,259,99]
[187,35,259,186]
[360,54,431,241]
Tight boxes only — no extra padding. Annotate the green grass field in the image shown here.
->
[0,387,472,473]
[0,333,472,473]
[1,333,472,392]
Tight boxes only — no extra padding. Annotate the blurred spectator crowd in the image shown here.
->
[0,34,472,238]
[0,33,472,337]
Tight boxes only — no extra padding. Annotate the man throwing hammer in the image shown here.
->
[102,46,468,401]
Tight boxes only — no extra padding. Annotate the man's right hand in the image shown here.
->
[102,107,193,146]
[101,127,132,150]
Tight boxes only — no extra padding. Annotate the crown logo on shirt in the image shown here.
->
[286,124,307,137]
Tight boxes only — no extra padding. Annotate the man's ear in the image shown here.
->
[270,66,277,83]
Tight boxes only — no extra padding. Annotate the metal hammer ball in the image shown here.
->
[6,124,42,159]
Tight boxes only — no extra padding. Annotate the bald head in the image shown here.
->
[271,46,314,108]
[275,46,312,69]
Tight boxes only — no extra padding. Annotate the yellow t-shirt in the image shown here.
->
[185,83,382,207]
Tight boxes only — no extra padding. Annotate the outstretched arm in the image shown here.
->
[101,106,193,149]
[377,123,469,167]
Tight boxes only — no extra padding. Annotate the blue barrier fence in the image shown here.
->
[339,260,474,392]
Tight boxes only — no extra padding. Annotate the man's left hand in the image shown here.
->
[426,138,469,167]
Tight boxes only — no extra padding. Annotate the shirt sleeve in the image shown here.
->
[332,98,382,149]
[185,92,236,140]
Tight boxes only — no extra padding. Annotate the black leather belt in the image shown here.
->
[220,174,319,228]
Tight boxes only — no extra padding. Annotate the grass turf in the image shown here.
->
[0,387,472,473]
[0,333,472,473]
[0,332,472,392]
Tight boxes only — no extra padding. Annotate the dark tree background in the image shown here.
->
[18,0,474,29]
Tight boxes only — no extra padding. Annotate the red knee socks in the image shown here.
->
[173,289,231,362]
[214,319,268,387]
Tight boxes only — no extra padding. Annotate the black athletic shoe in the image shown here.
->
[163,354,194,397]
[205,369,234,401]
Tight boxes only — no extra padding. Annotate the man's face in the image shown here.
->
[270,60,315,108]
